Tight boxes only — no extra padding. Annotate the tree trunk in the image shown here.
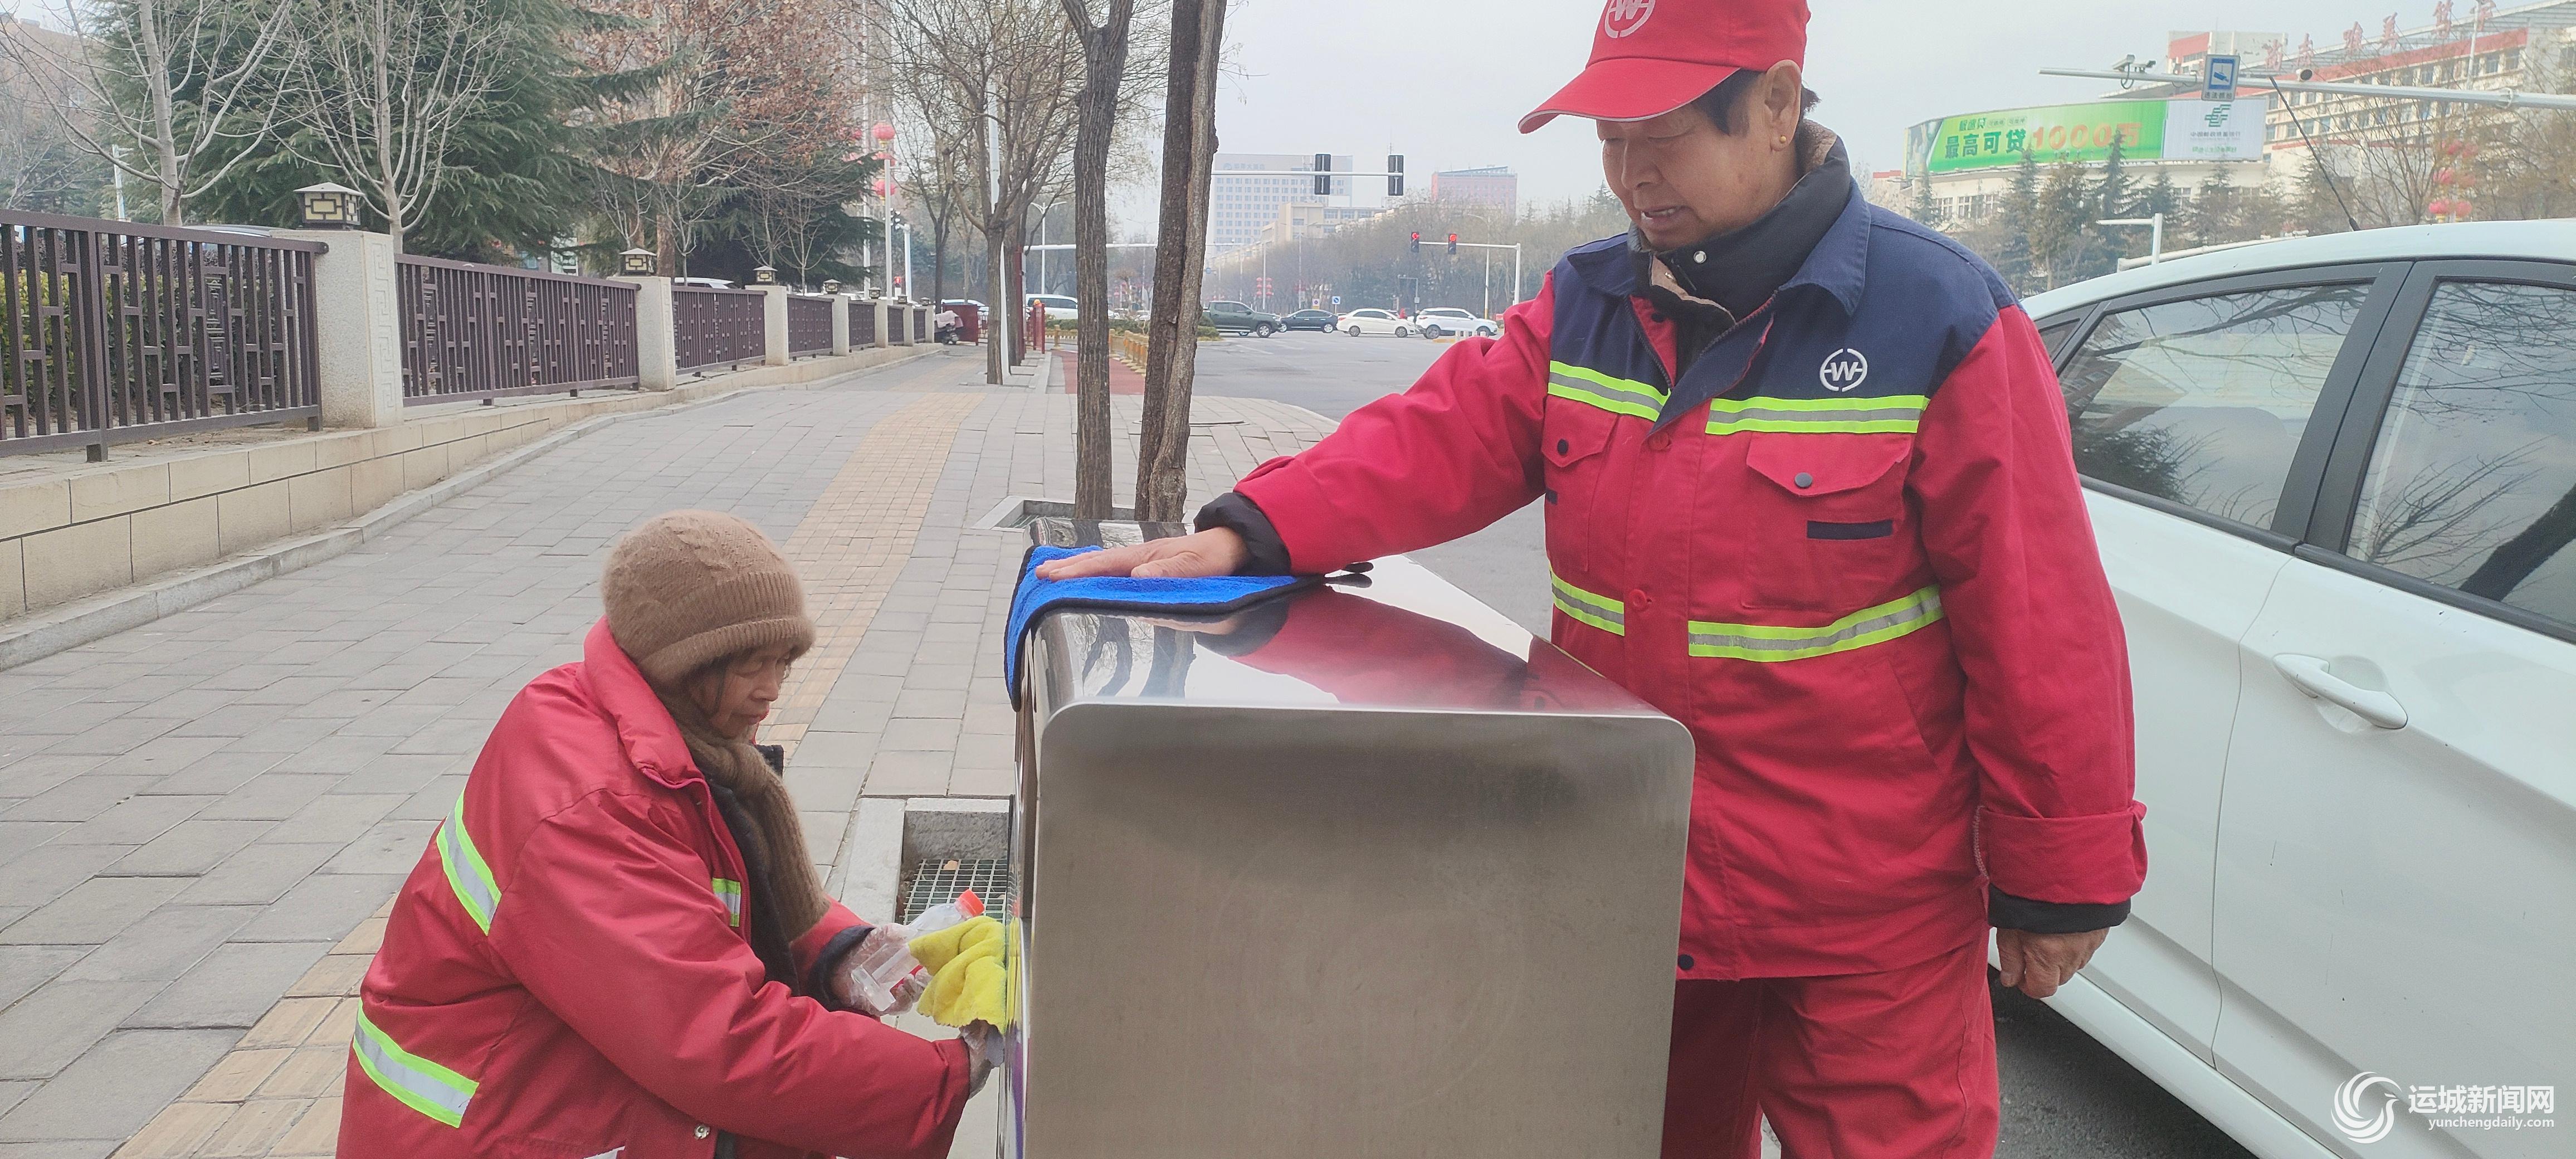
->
[1063,0,1136,520]
[1135,0,1226,522]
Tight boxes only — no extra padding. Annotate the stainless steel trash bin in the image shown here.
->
[1001,518,1695,1158]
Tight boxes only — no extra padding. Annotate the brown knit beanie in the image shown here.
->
[602,511,814,686]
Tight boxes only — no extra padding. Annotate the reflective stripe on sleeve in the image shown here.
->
[352,1009,479,1128]
[1550,572,1627,636]
[1546,362,1668,421]
[436,795,499,934]
[711,878,743,927]
[1705,394,1928,435]
[1687,587,1944,661]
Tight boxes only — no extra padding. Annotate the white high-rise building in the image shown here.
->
[1211,153,1362,254]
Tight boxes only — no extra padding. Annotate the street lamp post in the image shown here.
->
[2097,213,2165,264]
[874,122,897,296]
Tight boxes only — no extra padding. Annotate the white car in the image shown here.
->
[1338,308,1413,337]
[1415,307,1497,338]
[2019,221,2574,1159]
[1026,293,1080,323]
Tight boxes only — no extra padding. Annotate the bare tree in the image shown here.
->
[883,0,1083,385]
[2,0,293,225]
[285,0,509,250]
[0,21,107,213]
[1133,0,1222,521]
[581,0,853,274]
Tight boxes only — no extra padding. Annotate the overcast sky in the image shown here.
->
[1193,0,2408,212]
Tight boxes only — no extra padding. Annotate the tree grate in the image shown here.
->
[899,858,1013,923]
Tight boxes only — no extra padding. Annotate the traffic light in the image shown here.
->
[1447,232,1458,255]
[1411,231,1421,253]
[1387,155,1404,197]
[1313,153,1333,197]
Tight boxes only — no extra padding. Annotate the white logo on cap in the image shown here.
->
[1603,0,1656,38]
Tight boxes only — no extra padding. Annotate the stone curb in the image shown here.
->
[0,350,943,671]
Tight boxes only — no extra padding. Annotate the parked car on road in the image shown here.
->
[1282,309,1339,332]
[1026,293,1080,323]
[2016,221,2576,1159]
[1337,308,1413,338]
[1416,307,1497,338]
[1202,300,1280,337]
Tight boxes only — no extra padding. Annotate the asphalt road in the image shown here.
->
[1190,328,2257,1159]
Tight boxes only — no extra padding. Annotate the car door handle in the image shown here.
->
[2271,654,2409,729]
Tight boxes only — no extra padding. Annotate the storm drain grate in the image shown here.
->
[899,858,1013,922]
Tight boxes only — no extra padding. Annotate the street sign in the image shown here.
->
[2202,53,2238,101]
[1330,295,1341,305]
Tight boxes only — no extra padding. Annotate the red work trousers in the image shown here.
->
[1662,937,2000,1158]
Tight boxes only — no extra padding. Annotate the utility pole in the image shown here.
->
[2097,213,2164,263]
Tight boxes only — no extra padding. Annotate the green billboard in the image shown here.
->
[1923,100,2168,173]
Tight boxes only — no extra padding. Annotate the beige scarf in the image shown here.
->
[654,685,832,944]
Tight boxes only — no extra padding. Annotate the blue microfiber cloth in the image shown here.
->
[1004,544,1316,705]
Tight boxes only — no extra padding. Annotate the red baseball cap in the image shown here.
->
[1519,0,1810,134]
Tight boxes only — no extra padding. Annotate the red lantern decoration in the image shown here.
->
[2434,167,2455,184]
[872,122,897,143]
[873,177,890,197]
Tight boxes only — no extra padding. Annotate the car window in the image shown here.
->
[2345,280,2576,630]
[2036,316,2082,361]
[2057,283,2368,530]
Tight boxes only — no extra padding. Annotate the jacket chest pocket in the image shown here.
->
[1735,432,1914,612]
[1540,402,1623,576]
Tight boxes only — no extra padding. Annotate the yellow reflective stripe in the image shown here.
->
[436,795,499,934]
[1705,394,1928,435]
[1687,587,1944,661]
[1546,362,1668,421]
[352,1009,478,1128]
[1550,572,1626,636]
[711,878,743,927]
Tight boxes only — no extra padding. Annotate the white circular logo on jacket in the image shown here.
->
[2333,1072,2401,1143]
[1603,0,1656,38]
[1819,348,1870,392]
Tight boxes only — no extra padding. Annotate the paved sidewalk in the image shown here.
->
[0,347,1333,1156]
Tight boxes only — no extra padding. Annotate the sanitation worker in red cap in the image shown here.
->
[1042,1,2146,1153]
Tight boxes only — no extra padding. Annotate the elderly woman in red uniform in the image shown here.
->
[340,511,989,1158]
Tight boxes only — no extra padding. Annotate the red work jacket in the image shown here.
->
[1232,203,2147,978]
[339,619,970,1158]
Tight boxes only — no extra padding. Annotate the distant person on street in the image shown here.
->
[1037,1,2146,1156]
[341,512,990,1158]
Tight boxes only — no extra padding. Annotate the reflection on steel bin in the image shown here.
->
[1001,518,1695,1158]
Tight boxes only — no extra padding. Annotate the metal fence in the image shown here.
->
[787,294,833,357]
[398,256,638,405]
[2,210,323,460]
[889,302,912,347]
[674,286,767,373]
[911,304,928,343]
[852,299,877,347]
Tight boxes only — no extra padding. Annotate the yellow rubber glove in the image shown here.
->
[908,915,1008,1029]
